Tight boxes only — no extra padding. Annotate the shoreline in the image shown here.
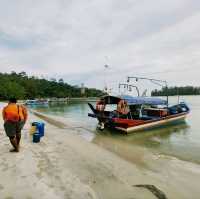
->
[0,104,200,198]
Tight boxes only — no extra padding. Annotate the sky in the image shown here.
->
[0,0,200,92]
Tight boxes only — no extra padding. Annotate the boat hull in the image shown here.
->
[114,113,187,133]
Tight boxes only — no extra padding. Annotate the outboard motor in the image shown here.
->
[97,122,105,130]
[168,102,190,114]
[179,102,190,112]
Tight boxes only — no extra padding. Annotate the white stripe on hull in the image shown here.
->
[116,114,187,133]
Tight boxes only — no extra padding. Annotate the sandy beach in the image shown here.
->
[0,104,200,199]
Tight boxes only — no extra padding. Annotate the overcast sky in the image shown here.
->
[0,0,200,91]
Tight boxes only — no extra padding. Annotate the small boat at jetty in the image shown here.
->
[25,99,49,105]
[88,77,190,134]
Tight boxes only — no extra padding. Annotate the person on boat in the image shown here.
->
[96,99,106,112]
[96,98,106,129]
[2,97,28,152]
[117,100,130,118]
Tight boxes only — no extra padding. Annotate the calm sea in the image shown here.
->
[31,96,200,165]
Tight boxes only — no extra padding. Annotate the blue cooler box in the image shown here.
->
[33,131,40,143]
[32,122,45,137]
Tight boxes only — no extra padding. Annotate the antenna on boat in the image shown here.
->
[127,76,169,106]
[141,89,147,97]
[119,83,140,96]
[177,87,180,104]
[118,83,128,95]
[103,64,109,93]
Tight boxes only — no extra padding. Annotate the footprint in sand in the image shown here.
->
[0,184,4,190]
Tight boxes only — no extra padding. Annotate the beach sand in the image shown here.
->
[0,105,200,199]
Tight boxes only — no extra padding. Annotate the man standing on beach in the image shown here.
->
[2,98,28,152]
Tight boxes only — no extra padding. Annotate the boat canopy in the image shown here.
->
[101,95,167,105]
[121,95,167,105]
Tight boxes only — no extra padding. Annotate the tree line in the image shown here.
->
[151,86,200,96]
[0,71,104,100]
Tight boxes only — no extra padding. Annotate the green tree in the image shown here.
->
[0,71,104,100]
[5,82,25,99]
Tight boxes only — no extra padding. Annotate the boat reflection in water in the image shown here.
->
[92,121,190,167]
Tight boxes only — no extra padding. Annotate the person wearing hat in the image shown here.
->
[2,97,28,152]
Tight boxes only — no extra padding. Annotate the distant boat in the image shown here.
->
[25,99,49,105]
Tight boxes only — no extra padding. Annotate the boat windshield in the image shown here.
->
[104,104,117,112]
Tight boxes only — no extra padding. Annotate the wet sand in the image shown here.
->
[0,105,200,199]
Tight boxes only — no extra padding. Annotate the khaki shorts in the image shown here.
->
[4,121,25,137]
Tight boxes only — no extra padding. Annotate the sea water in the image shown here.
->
[31,96,200,165]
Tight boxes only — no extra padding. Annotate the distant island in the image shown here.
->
[151,86,200,96]
[0,71,104,100]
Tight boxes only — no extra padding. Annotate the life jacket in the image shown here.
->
[3,104,26,122]
[96,100,105,111]
[117,100,129,115]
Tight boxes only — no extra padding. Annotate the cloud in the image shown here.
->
[0,0,200,90]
